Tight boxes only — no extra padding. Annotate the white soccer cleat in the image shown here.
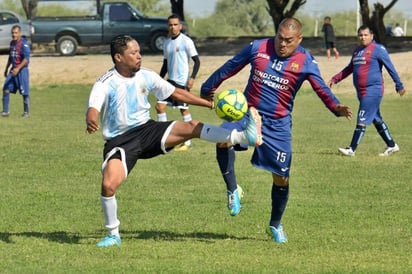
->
[338,147,355,157]
[379,143,399,156]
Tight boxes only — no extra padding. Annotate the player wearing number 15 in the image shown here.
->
[201,17,352,243]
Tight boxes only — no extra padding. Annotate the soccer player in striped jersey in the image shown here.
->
[86,35,262,247]
[2,25,31,117]
[330,25,406,157]
[156,14,200,151]
[201,17,352,243]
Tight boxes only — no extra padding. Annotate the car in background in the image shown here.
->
[0,10,31,51]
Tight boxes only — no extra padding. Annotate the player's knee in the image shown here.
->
[273,174,289,187]
[216,142,232,148]
[155,103,166,113]
[101,180,118,196]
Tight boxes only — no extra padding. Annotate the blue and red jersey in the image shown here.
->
[9,37,30,69]
[331,41,404,98]
[201,38,340,120]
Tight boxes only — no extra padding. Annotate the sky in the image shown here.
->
[185,0,412,18]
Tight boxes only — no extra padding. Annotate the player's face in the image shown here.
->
[116,40,142,76]
[358,29,373,46]
[11,28,21,41]
[168,18,182,37]
[275,26,302,57]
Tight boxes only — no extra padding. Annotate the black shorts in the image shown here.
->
[158,79,189,109]
[103,120,174,175]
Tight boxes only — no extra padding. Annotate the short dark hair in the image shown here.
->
[357,25,373,34]
[110,35,135,63]
[168,13,181,21]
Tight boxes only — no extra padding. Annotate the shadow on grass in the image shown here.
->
[0,231,81,244]
[0,229,256,244]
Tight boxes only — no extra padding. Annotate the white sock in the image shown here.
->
[100,195,120,236]
[200,124,247,144]
[183,114,192,146]
[158,113,167,122]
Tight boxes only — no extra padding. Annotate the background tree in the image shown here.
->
[266,0,306,32]
[359,0,398,45]
[21,0,37,19]
[170,0,184,21]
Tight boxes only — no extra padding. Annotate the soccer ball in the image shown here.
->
[215,89,248,122]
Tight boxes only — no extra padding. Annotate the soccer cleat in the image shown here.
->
[379,143,399,156]
[245,107,263,146]
[268,224,288,243]
[96,234,121,247]
[1,112,9,117]
[174,143,191,152]
[227,188,242,216]
[338,147,355,157]
[21,112,29,118]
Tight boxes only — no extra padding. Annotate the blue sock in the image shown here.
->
[374,121,395,147]
[23,95,30,113]
[349,125,366,151]
[270,184,289,228]
[216,146,237,193]
[2,92,10,113]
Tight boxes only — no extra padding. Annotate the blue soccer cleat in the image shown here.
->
[227,188,242,216]
[96,234,121,247]
[268,224,288,243]
[245,107,263,146]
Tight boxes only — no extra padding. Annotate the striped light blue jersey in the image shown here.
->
[88,67,175,140]
[163,33,198,86]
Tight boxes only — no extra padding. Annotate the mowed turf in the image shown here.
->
[0,84,410,273]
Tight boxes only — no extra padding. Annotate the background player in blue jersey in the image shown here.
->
[86,35,261,248]
[330,25,406,157]
[156,14,200,151]
[2,25,30,118]
[201,17,352,243]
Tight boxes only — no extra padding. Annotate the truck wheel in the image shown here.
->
[56,36,78,56]
[149,32,167,53]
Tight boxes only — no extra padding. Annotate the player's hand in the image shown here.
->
[398,89,406,96]
[335,104,352,120]
[328,79,335,88]
[86,121,100,134]
[187,78,194,89]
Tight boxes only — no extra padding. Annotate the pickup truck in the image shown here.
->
[30,1,173,56]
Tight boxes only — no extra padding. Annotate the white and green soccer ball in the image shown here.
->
[215,89,248,122]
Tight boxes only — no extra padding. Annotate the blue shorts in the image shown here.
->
[221,114,292,177]
[357,96,383,125]
[3,68,29,95]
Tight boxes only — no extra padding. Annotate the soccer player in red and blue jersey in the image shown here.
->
[2,25,31,117]
[201,17,352,243]
[330,25,406,157]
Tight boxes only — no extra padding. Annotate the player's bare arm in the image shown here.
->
[334,104,352,120]
[171,88,214,109]
[85,107,100,134]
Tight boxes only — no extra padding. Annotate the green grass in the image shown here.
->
[0,84,411,273]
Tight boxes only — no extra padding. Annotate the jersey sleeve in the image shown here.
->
[307,57,341,115]
[87,81,107,112]
[147,70,175,101]
[378,45,404,92]
[200,42,252,96]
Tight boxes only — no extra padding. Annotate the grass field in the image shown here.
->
[0,84,410,273]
